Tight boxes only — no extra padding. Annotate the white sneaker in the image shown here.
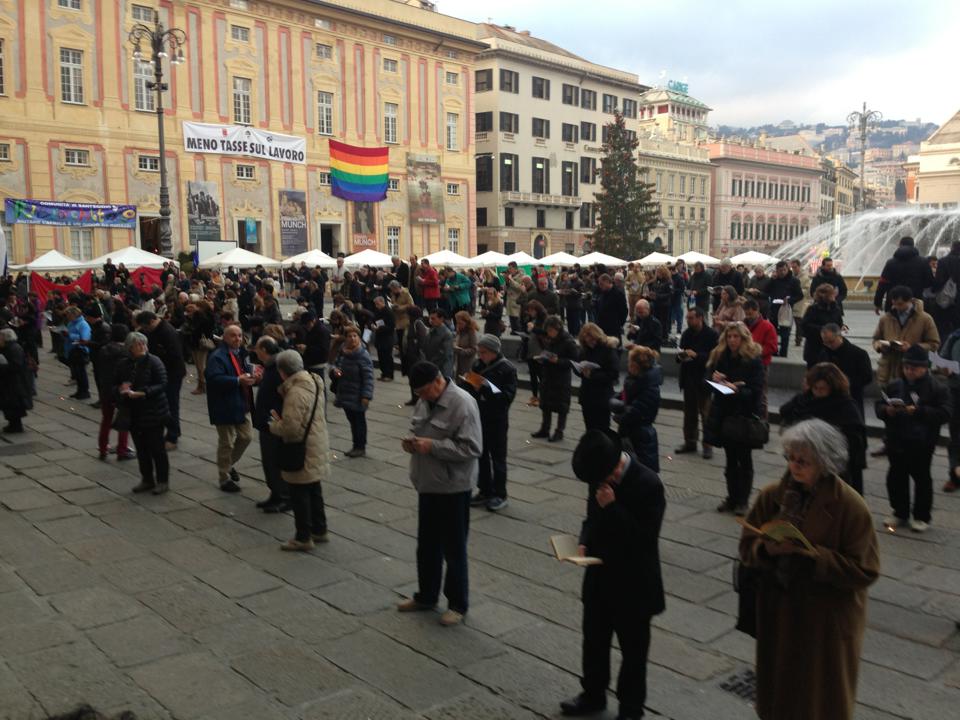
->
[909,519,929,533]
[883,515,904,531]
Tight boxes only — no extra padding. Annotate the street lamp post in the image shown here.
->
[847,101,882,212]
[128,11,186,256]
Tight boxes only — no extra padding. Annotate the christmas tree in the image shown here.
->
[591,110,660,259]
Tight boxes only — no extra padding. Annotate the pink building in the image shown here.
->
[707,141,823,258]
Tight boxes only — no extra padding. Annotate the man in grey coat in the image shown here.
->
[397,360,482,626]
[416,307,455,377]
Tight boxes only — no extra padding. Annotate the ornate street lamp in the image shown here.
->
[847,102,882,212]
[128,10,186,255]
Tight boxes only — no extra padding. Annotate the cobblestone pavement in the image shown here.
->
[1,349,959,720]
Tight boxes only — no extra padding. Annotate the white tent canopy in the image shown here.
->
[11,249,84,272]
[579,251,627,266]
[677,250,721,266]
[506,251,538,266]
[540,251,580,267]
[728,250,779,265]
[343,248,393,267]
[471,250,511,267]
[283,249,337,268]
[84,246,179,270]
[421,249,472,268]
[198,246,282,269]
[635,251,676,266]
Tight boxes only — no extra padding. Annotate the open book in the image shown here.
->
[460,371,501,394]
[550,535,603,566]
[736,518,817,553]
[570,360,601,375]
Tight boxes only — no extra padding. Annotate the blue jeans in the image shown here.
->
[670,300,684,334]
[415,491,471,614]
[165,374,183,443]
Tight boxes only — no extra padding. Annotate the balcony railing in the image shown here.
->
[501,191,582,208]
[475,132,489,143]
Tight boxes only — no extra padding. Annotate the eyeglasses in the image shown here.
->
[783,453,813,468]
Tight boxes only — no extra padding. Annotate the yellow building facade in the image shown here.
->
[0,0,484,263]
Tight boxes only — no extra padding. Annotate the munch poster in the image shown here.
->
[406,153,445,224]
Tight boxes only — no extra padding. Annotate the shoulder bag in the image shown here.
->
[720,414,769,449]
[280,377,320,473]
[732,559,758,638]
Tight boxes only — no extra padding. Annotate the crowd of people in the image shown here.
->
[4,235,960,720]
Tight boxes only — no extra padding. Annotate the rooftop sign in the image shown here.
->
[667,80,689,94]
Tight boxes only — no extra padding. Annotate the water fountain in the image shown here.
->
[772,207,960,290]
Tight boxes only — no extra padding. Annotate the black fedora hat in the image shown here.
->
[572,429,623,485]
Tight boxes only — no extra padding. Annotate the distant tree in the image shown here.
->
[591,111,660,259]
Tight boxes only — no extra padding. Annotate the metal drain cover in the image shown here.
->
[719,667,756,702]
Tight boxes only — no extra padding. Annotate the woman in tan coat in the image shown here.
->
[713,285,746,331]
[269,350,330,552]
[740,419,879,720]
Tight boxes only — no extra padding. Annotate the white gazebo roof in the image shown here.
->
[505,251,538,266]
[540,251,581,267]
[471,250,511,267]
[579,251,627,266]
[677,250,721,266]
[11,249,84,272]
[421,249,473,268]
[635,251,676,266]
[343,249,393,267]
[198,247,282,269]
[283,249,337,268]
[85,246,179,270]
[728,250,779,265]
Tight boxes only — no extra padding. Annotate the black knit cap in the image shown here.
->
[572,429,623,484]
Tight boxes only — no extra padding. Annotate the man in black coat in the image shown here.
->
[874,236,933,313]
[83,304,112,408]
[561,430,665,720]
[299,311,332,374]
[711,260,743,312]
[252,337,288,513]
[392,255,410,289]
[625,299,662,353]
[0,329,33,433]
[370,296,397,381]
[818,323,873,418]
[675,307,718,457]
[810,256,847,306]
[594,274,628,344]
[764,261,803,357]
[136,311,186,449]
[525,275,560,316]
[927,239,960,338]
[465,334,517,512]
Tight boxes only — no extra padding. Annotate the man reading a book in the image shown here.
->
[560,430,665,720]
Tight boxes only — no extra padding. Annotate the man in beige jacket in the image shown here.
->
[872,285,940,386]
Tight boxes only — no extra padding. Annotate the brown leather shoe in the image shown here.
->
[397,598,435,612]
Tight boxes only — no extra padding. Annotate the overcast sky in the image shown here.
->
[437,0,960,128]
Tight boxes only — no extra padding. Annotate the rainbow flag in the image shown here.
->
[329,140,389,203]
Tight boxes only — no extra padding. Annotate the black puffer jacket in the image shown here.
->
[96,342,128,397]
[801,301,844,367]
[874,245,933,309]
[114,353,169,429]
[0,340,33,414]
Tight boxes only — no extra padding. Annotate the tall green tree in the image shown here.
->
[591,111,660,259]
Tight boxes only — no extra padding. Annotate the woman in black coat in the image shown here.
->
[801,283,844,367]
[704,322,766,515]
[0,329,33,433]
[114,332,170,495]
[532,315,579,442]
[481,288,504,337]
[615,345,662,471]
[780,362,867,494]
[648,265,674,334]
[576,322,620,431]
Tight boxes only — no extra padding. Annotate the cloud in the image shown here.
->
[438,0,960,126]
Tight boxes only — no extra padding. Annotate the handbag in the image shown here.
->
[199,336,216,350]
[720,414,769,449]
[280,377,320,473]
[732,559,758,638]
[111,404,132,432]
[776,301,794,328]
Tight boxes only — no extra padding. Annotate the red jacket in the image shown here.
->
[419,266,440,300]
[748,316,778,366]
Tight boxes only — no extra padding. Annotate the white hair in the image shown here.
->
[781,419,848,476]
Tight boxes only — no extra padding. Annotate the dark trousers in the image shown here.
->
[776,326,791,357]
[343,407,367,449]
[887,446,935,522]
[165,374,182,443]
[415,491,470,614]
[581,402,610,432]
[397,328,408,376]
[98,399,129,455]
[478,418,508,499]
[527,360,540,397]
[681,383,711,446]
[509,315,521,333]
[424,298,438,312]
[948,388,960,482]
[259,429,288,501]
[724,443,754,506]
[376,338,394,378]
[844,467,864,495]
[69,351,89,395]
[3,408,24,430]
[567,309,583,339]
[131,426,169,486]
[581,568,652,715]
[539,408,567,433]
[289,482,327,542]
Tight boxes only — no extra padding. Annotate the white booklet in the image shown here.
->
[931,352,960,374]
[706,380,736,395]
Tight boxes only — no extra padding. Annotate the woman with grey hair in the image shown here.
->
[114,332,171,494]
[269,349,330,551]
[739,418,880,720]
